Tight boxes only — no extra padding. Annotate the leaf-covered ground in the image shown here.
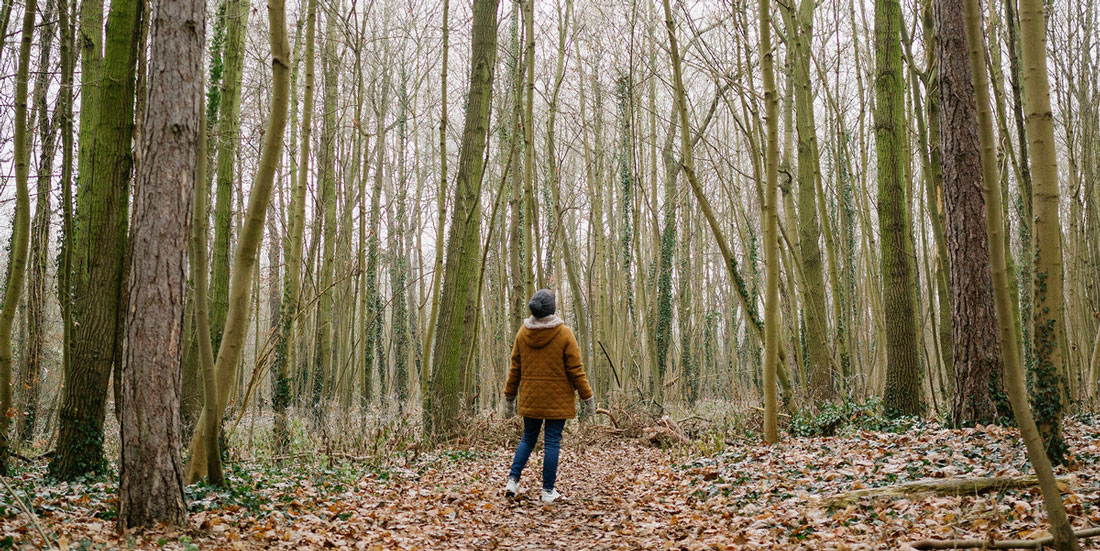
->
[4,418,1100,550]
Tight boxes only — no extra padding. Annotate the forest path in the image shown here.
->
[460,440,693,550]
[294,433,702,550]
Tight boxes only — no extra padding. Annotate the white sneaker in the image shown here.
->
[504,477,520,498]
[540,488,563,503]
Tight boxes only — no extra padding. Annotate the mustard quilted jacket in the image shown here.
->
[503,316,593,419]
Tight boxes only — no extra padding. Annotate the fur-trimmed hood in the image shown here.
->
[523,314,564,330]
[519,315,565,349]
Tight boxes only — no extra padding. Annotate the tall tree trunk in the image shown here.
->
[273,0,314,448]
[425,0,499,439]
[654,115,677,409]
[51,0,142,480]
[209,0,251,355]
[782,0,834,402]
[423,0,450,397]
[185,0,290,482]
[919,0,955,393]
[506,0,526,340]
[875,0,923,417]
[19,0,58,445]
[0,0,35,475]
[191,108,225,486]
[521,0,540,290]
[393,67,411,405]
[312,3,338,410]
[1018,0,1071,465]
[966,0,1079,547]
[758,0,781,443]
[118,0,203,525]
[364,64,390,406]
[1003,0,1033,372]
[55,0,75,429]
[933,0,1002,426]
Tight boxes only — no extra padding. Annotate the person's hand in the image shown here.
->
[505,396,517,418]
[579,396,596,421]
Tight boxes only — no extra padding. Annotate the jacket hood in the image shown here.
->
[520,315,565,348]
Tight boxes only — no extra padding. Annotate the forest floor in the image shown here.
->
[4,416,1100,550]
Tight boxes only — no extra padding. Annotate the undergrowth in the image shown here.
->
[789,398,924,437]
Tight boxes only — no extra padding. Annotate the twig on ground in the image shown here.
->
[676,414,708,425]
[0,475,53,547]
[907,526,1100,549]
[8,450,34,462]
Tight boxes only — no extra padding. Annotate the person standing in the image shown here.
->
[503,289,595,503]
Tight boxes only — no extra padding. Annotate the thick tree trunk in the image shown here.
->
[118,0,203,526]
[875,0,923,417]
[51,0,141,480]
[426,0,499,439]
[933,0,1001,426]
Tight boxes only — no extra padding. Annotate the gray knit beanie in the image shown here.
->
[528,289,556,318]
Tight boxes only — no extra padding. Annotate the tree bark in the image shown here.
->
[55,0,76,434]
[118,0,203,526]
[425,0,499,439]
[51,0,142,480]
[966,0,1079,545]
[19,0,58,445]
[933,0,1002,426]
[759,0,781,443]
[782,0,834,402]
[1018,0,1071,466]
[185,0,290,482]
[875,0,923,417]
[0,0,35,475]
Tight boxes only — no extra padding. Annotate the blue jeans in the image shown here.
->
[508,417,566,491]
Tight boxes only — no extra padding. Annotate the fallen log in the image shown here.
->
[907,526,1100,549]
[823,475,1061,508]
